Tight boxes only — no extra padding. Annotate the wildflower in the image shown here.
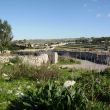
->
[9,62,14,66]
[2,73,8,77]
[48,66,51,69]
[18,86,22,90]
[37,81,40,84]
[2,73,10,80]
[54,80,59,84]
[26,85,31,89]
[64,80,76,88]
[54,80,57,83]
[7,90,13,94]
[15,91,24,97]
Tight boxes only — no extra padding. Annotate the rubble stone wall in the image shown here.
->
[0,52,58,66]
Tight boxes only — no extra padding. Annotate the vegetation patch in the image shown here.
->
[58,55,80,64]
[0,57,110,110]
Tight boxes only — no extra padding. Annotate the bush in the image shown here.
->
[9,56,22,64]
[0,64,60,80]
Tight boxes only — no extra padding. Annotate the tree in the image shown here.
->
[0,19,13,53]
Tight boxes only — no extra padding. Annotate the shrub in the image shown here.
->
[33,65,60,80]
[0,64,60,80]
[9,56,22,64]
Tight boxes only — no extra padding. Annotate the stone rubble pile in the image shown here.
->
[0,56,15,63]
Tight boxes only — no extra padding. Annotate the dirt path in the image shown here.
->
[61,59,109,72]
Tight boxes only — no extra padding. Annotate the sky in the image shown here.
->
[0,0,110,40]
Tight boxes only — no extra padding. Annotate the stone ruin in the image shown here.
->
[48,52,58,64]
[0,52,58,66]
[20,52,58,66]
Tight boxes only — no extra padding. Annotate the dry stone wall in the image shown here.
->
[19,54,49,66]
[0,56,15,63]
[0,52,58,66]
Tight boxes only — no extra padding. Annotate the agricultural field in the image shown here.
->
[55,44,108,51]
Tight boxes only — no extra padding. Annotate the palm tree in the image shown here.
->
[0,19,13,53]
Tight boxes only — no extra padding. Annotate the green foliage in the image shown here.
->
[0,77,37,110]
[9,56,22,64]
[0,19,13,53]
[7,80,88,110]
[100,67,110,77]
[76,72,110,104]
[58,56,80,64]
[8,42,22,51]
[0,63,60,80]
[0,61,110,109]
[4,68,110,110]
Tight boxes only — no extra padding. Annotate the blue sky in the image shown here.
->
[0,0,110,39]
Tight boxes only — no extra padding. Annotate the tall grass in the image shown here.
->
[0,63,60,80]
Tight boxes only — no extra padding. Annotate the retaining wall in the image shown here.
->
[56,50,110,65]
